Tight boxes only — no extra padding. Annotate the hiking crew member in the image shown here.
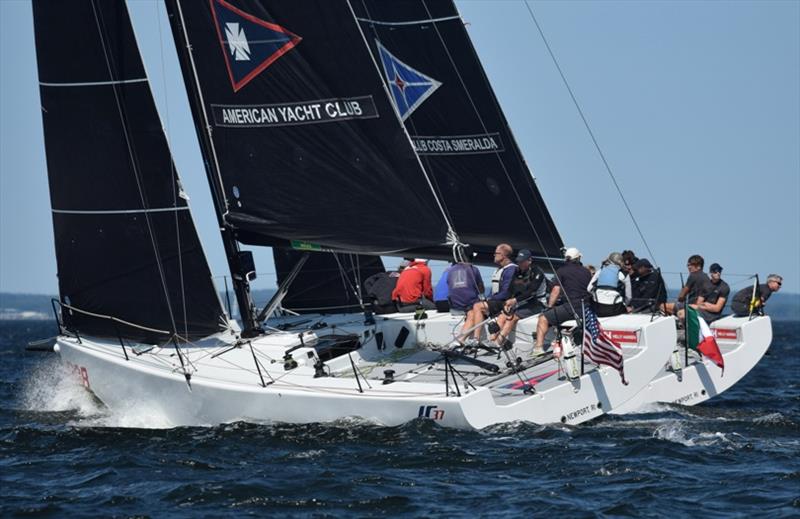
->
[693,263,729,322]
[392,258,435,311]
[461,243,516,345]
[731,274,783,317]
[666,254,709,318]
[630,258,667,313]
[534,247,591,355]
[588,252,632,317]
[493,249,548,347]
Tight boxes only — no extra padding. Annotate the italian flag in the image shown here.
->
[686,306,725,372]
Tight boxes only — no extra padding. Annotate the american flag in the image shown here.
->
[583,305,628,384]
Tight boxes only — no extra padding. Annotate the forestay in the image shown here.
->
[32,0,226,342]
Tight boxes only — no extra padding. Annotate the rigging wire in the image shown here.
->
[152,0,189,342]
[349,0,466,259]
[357,7,457,233]
[90,1,180,336]
[419,0,582,319]
[522,0,659,267]
[331,253,367,310]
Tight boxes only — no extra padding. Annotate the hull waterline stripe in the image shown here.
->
[355,15,459,26]
[39,78,148,87]
[52,207,189,215]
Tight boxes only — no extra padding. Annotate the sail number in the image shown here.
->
[66,361,90,389]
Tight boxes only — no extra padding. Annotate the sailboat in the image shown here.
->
[28,0,760,429]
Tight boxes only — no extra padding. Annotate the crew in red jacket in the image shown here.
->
[392,259,435,311]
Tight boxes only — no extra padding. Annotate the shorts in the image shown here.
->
[698,309,723,323]
[594,302,627,317]
[542,303,579,325]
[481,299,505,316]
[730,302,749,317]
[515,303,544,319]
[435,300,450,313]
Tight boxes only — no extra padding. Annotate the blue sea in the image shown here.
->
[1,320,798,517]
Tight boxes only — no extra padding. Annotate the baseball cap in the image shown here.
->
[709,263,723,273]
[515,249,533,263]
[564,247,582,260]
[633,258,653,270]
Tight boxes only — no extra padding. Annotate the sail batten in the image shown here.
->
[51,207,191,215]
[39,78,149,88]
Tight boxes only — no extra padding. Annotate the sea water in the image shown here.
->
[1,320,798,516]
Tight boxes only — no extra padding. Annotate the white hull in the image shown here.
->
[55,312,674,429]
[611,315,772,414]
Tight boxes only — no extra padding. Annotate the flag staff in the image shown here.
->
[679,272,688,368]
[580,300,585,375]
[685,299,689,368]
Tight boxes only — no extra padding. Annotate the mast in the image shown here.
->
[164,0,260,336]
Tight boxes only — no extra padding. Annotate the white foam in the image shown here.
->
[617,401,673,415]
[653,420,742,448]
[753,412,788,425]
[21,356,177,429]
[20,356,103,417]
[594,466,633,477]
[289,449,326,459]
[76,399,178,429]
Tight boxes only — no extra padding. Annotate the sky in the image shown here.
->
[1,0,798,297]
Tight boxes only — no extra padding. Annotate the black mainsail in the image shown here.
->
[165,0,452,255]
[32,0,226,342]
[353,0,564,265]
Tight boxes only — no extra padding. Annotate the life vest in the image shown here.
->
[593,265,626,305]
[491,263,516,295]
[512,267,548,306]
[596,265,622,290]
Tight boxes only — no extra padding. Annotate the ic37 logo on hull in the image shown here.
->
[418,405,445,420]
[210,0,301,92]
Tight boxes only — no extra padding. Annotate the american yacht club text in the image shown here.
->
[213,96,378,127]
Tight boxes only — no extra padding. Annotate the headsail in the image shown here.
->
[32,0,226,342]
[165,0,450,255]
[353,0,564,265]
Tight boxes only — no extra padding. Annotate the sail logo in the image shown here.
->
[376,40,441,121]
[211,96,380,128]
[210,0,301,92]
[224,23,250,61]
[411,133,505,156]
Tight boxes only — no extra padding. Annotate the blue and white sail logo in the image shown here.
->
[210,0,301,92]
[376,40,441,121]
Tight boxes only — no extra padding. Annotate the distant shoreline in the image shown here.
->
[2,290,798,322]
